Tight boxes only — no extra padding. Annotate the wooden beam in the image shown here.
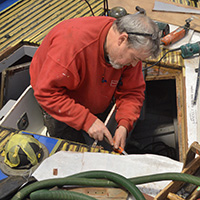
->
[108,0,200,32]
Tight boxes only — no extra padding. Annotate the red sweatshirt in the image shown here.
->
[30,16,145,133]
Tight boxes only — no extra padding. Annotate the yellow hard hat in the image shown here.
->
[0,133,49,176]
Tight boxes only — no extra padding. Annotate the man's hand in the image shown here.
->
[113,126,127,149]
[88,118,113,146]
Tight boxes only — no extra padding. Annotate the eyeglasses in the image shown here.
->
[127,32,158,40]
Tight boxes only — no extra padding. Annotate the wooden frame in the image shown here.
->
[145,65,187,162]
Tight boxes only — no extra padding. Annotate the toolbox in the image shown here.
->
[155,141,200,200]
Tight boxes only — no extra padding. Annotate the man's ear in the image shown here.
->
[118,32,128,46]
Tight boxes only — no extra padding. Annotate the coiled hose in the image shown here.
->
[30,189,97,200]
[11,171,200,200]
[12,170,145,200]
[68,170,145,200]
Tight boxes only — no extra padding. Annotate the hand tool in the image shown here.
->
[135,6,146,15]
[113,146,128,155]
[91,104,128,155]
[161,17,193,46]
[91,104,116,148]
[104,136,128,155]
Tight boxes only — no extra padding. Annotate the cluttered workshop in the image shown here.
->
[1,0,200,199]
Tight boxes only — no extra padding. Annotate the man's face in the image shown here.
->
[108,45,149,69]
[106,31,150,69]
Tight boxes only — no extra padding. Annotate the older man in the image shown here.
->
[30,13,160,150]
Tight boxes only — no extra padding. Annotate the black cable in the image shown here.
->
[103,0,109,16]
[84,0,95,16]
[142,141,165,151]
[84,0,108,16]
[142,141,176,159]
[106,0,109,15]
[103,0,106,15]
[142,47,181,71]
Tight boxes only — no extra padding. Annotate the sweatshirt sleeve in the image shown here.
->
[114,61,146,133]
[32,54,97,132]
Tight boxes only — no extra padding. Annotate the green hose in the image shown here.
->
[12,170,145,200]
[129,172,200,185]
[11,177,105,200]
[67,170,145,200]
[68,171,200,187]
[11,171,200,200]
[30,189,97,200]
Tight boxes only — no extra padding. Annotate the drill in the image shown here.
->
[180,41,200,58]
[161,18,193,46]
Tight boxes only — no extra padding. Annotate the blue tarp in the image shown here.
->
[0,0,20,12]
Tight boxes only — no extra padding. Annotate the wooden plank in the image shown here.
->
[68,187,154,200]
[108,0,200,32]
[69,187,128,200]
[176,72,187,162]
[155,143,200,200]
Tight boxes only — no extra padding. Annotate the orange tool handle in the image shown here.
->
[113,139,128,155]
[114,146,124,154]
[114,146,128,155]
[161,27,186,46]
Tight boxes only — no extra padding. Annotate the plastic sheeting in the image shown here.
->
[33,151,183,197]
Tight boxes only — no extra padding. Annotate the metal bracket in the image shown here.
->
[17,112,29,130]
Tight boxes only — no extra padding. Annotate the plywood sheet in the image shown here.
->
[108,0,200,32]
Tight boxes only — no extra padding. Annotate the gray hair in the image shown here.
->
[113,13,161,58]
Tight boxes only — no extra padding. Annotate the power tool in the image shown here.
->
[181,42,200,105]
[143,41,200,71]
[155,21,170,37]
[161,18,193,46]
[180,41,200,58]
